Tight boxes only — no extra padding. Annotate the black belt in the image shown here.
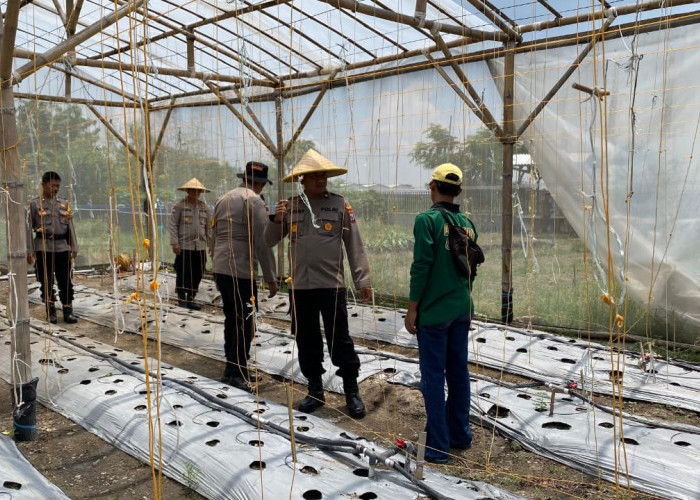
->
[36,232,68,241]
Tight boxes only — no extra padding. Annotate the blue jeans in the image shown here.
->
[417,312,472,462]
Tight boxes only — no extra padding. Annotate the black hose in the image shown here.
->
[51,330,455,500]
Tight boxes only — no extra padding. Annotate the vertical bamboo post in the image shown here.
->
[275,95,285,281]
[2,0,38,441]
[501,41,515,324]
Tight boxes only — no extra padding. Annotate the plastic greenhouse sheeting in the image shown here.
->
[0,433,70,499]
[0,311,521,500]
[489,23,700,339]
[110,276,700,413]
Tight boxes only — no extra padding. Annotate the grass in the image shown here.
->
[3,213,692,345]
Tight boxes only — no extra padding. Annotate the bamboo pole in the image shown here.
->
[205,81,276,153]
[318,0,509,42]
[281,71,337,158]
[500,42,515,324]
[516,16,616,138]
[275,96,285,281]
[2,0,37,441]
[13,0,146,83]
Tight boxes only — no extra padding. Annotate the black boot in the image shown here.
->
[221,363,251,393]
[187,292,201,311]
[343,376,366,419]
[48,305,57,324]
[298,376,325,413]
[177,291,187,308]
[63,306,78,324]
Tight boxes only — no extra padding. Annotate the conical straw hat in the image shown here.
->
[178,177,210,192]
[282,149,347,183]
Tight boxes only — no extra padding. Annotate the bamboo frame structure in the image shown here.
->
[3,0,700,442]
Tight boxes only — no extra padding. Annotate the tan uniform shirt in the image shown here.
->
[26,195,78,254]
[210,186,276,282]
[264,192,370,290]
[168,198,211,251]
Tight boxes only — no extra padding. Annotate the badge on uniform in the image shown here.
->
[345,202,356,223]
[291,224,298,233]
[324,222,333,231]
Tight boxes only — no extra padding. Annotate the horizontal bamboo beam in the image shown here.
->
[14,92,127,107]
[318,0,510,42]
[517,0,698,34]
[13,0,146,83]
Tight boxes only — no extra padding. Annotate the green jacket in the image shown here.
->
[409,202,478,327]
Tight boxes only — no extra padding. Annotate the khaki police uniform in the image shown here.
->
[264,191,370,379]
[211,185,276,381]
[27,195,78,306]
[168,198,211,303]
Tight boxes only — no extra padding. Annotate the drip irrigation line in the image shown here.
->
[46,329,455,500]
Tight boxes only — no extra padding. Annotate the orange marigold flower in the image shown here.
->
[616,314,624,328]
[142,239,151,249]
[126,292,139,304]
[149,280,160,291]
[284,277,293,283]
[601,293,612,305]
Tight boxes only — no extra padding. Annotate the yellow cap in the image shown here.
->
[431,163,462,186]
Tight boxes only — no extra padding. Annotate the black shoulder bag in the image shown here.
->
[436,208,485,280]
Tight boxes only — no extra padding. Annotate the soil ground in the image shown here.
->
[2,273,694,499]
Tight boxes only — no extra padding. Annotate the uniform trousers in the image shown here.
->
[215,274,257,379]
[174,249,206,298]
[35,251,74,306]
[290,288,361,379]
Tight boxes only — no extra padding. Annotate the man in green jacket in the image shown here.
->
[404,163,477,464]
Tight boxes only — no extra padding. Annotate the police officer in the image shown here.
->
[26,171,78,324]
[169,178,212,310]
[211,161,278,391]
[265,149,371,419]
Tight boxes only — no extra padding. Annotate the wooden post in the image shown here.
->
[501,42,515,324]
[275,95,285,281]
[2,0,38,441]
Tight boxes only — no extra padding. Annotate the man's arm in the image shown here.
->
[252,197,277,286]
[168,203,181,254]
[341,201,371,299]
[263,199,289,247]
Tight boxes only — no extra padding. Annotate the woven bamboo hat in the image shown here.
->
[178,178,210,192]
[282,149,347,183]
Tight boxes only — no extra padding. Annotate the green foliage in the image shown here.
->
[409,124,528,187]
[358,219,413,252]
[343,190,390,222]
[182,461,201,490]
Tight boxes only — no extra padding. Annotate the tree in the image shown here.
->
[410,124,528,187]
[16,102,123,206]
[408,123,463,171]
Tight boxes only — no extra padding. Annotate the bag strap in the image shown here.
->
[435,207,457,227]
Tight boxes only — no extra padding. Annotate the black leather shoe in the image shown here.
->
[187,301,202,311]
[48,309,57,324]
[64,312,78,324]
[346,393,366,419]
[298,393,325,413]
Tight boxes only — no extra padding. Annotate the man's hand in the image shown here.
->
[172,243,181,255]
[71,251,77,260]
[404,301,419,335]
[27,253,35,265]
[273,200,289,224]
[267,281,279,298]
[360,287,372,303]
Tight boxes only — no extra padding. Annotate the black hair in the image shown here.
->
[42,171,61,183]
[434,180,461,197]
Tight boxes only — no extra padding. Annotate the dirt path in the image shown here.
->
[1,273,669,499]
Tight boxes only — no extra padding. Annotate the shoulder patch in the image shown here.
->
[345,202,356,223]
